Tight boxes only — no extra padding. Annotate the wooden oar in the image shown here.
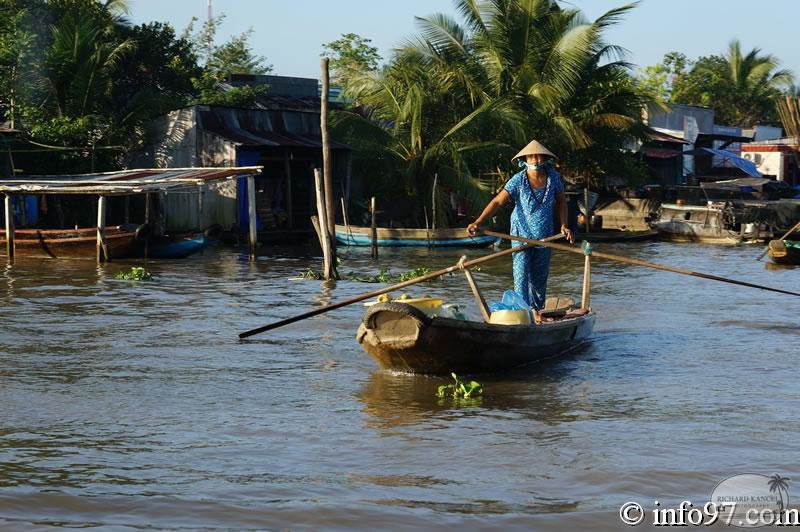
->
[756,220,800,261]
[238,233,564,338]
[482,230,800,298]
[458,255,491,322]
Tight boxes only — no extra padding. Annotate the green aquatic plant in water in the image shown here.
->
[296,268,323,280]
[343,266,433,283]
[437,373,483,398]
[115,267,152,281]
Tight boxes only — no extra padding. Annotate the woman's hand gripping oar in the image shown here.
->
[238,233,564,339]
[481,229,800,298]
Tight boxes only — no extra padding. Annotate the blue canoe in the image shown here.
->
[145,234,208,258]
[335,224,500,247]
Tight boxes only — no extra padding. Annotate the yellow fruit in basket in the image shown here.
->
[399,293,411,300]
[378,293,391,302]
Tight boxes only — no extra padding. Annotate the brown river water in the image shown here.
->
[0,241,798,530]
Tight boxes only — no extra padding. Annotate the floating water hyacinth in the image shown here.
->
[115,267,152,281]
[437,373,483,398]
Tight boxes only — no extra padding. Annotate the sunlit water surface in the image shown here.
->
[0,241,797,530]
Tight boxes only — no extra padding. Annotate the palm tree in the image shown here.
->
[338,0,648,225]
[715,40,793,125]
[43,0,134,118]
[768,473,791,511]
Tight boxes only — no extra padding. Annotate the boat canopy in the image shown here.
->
[683,147,762,177]
[0,166,263,195]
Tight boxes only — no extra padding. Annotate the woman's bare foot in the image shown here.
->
[532,310,542,324]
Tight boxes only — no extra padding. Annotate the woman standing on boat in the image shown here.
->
[467,140,573,323]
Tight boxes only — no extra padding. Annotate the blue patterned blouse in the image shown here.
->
[503,167,564,241]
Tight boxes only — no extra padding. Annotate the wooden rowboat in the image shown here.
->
[767,239,800,265]
[0,226,139,259]
[356,302,595,375]
[335,224,500,247]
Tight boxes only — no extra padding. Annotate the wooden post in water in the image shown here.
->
[143,192,150,259]
[4,194,14,261]
[96,195,108,263]
[320,57,336,262]
[581,243,591,310]
[423,206,431,248]
[247,174,257,261]
[370,196,378,259]
[313,168,335,278]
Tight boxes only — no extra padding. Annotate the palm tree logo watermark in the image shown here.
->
[768,473,791,512]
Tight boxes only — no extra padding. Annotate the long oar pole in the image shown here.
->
[482,230,800,298]
[756,220,800,261]
[239,233,564,338]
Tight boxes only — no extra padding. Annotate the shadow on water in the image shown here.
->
[357,339,645,430]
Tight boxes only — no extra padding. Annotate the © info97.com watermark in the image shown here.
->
[619,473,798,527]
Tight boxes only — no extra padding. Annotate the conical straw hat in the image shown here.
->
[512,139,556,162]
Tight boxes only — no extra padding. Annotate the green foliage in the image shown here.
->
[188,71,269,107]
[638,41,794,125]
[321,33,381,87]
[437,373,483,398]
[115,266,152,281]
[338,0,650,216]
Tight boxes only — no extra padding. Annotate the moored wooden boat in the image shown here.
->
[767,239,800,265]
[0,226,139,259]
[335,224,500,247]
[652,203,745,245]
[356,302,594,374]
[573,228,658,242]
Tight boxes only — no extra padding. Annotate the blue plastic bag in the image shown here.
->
[488,290,532,312]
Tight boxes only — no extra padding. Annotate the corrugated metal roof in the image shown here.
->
[0,166,262,195]
[196,106,349,150]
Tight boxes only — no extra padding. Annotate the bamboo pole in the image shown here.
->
[4,194,14,261]
[423,206,431,248]
[482,230,800,298]
[431,173,438,233]
[320,57,336,257]
[314,168,336,279]
[370,196,378,259]
[341,196,352,245]
[239,233,563,338]
[247,174,257,260]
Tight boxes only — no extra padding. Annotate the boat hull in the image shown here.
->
[573,229,658,242]
[335,224,499,247]
[653,204,743,245]
[143,234,208,259]
[0,226,139,259]
[356,302,595,375]
[767,239,800,265]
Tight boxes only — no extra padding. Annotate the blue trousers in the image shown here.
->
[512,246,551,310]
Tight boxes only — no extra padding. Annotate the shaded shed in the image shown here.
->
[134,103,351,238]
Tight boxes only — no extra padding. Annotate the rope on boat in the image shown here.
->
[363,302,432,328]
